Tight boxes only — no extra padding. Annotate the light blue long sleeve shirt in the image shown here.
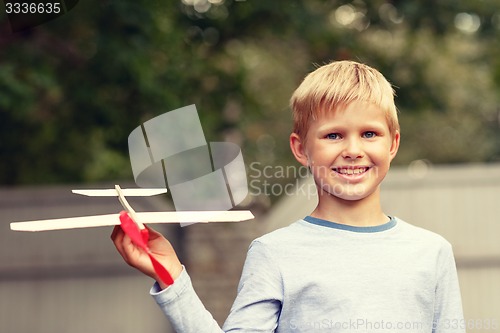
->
[151,217,465,332]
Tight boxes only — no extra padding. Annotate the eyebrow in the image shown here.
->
[359,122,388,131]
[316,121,388,133]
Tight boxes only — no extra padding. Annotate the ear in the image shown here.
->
[290,132,310,167]
[389,130,400,162]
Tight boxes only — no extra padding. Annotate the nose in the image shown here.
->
[342,137,364,160]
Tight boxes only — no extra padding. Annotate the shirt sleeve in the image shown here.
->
[151,266,224,333]
[432,243,466,333]
[222,240,283,332]
[150,240,283,332]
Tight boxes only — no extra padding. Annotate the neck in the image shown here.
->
[310,187,388,227]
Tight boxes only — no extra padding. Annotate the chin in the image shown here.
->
[319,184,377,202]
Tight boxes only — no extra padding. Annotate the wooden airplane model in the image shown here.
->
[10,185,254,232]
[10,185,254,285]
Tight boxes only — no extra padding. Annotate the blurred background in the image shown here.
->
[1,0,499,332]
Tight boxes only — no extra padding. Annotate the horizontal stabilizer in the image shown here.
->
[72,188,168,197]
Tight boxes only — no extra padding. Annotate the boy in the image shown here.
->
[112,60,465,332]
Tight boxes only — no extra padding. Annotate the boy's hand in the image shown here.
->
[111,225,183,290]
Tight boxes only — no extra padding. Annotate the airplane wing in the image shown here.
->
[72,188,168,196]
[10,210,254,232]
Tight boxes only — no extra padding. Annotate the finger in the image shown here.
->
[111,226,125,253]
[145,224,164,240]
[110,225,121,241]
[122,230,149,264]
[120,231,136,262]
[112,230,129,262]
[144,224,157,234]
[113,227,139,265]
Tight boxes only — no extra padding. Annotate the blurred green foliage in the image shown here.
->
[1,0,499,190]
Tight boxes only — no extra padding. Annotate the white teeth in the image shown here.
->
[334,167,367,175]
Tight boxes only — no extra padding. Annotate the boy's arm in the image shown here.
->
[151,239,283,332]
[112,227,282,332]
[112,225,224,332]
[222,240,283,331]
[150,267,225,332]
[432,244,466,333]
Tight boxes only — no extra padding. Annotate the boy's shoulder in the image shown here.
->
[394,217,452,247]
[252,219,309,245]
[246,219,313,262]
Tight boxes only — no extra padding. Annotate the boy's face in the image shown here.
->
[290,101,400,202]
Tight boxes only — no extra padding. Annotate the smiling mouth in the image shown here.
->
[332,167,370,175]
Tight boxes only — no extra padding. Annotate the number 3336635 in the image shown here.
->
[5,2,61,14]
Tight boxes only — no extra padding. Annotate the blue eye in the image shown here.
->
[326,133,341,140]
[363,131,377,139]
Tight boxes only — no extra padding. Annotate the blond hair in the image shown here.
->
[291,60,399,139]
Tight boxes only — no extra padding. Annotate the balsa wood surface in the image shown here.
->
[11,210,254,231]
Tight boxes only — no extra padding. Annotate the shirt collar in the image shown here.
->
[303,215,397,233]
